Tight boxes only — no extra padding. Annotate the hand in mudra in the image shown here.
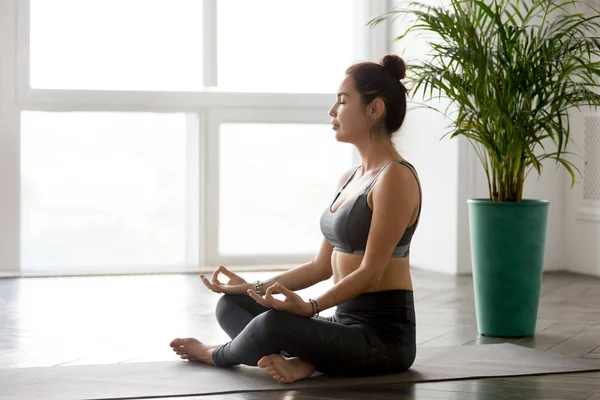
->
[248,282,314,318]
[200,265,250,295]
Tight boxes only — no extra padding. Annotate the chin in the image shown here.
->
[335,135,356,146]
[334,130,350,143]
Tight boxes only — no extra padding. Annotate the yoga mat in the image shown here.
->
[2,343,599,400]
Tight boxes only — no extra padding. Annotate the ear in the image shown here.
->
[369,98,386,120]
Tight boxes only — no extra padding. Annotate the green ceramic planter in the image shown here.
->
[467,199,549,337]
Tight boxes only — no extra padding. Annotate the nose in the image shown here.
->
[328,103,337,118]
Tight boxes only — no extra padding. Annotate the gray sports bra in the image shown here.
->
[319,160,422,258]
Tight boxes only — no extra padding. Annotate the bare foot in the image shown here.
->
[258,354,315,383]
[169,338,218,365]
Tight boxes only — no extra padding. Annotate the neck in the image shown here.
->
[355,134,402,172]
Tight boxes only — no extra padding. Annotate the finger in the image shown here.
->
[259,293,286,311]
[203,274,228,293]
[272,282,295,298]
[248,289,270,307]
[212,264,237,283]
[200,275,212,289]
[200,275,220,293]
[200,275,214,289]
[211,265,225,284]
[264,285,276,299]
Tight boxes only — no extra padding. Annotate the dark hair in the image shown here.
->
[345,54,409,136]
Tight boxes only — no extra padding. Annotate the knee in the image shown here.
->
[260,308,293,326]
[215,294,246,323]
[248,309,295,341]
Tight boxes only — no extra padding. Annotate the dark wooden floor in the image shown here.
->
[0,268,599,399]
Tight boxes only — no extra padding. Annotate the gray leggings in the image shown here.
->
[211,290,417,377]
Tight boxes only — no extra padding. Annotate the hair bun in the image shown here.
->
[380,54,406,80]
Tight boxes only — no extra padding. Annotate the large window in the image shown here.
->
[218,123,354,257]
[0,0,387,275]
[20,111,194,270]
[216,0,355,93]
[202,109,355,266]
[29,0,205,91]
[29,0,357,94]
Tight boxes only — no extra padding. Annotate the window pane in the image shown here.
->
[217,0,355,93]
[218,123,354,255]
[20,111,189,270]
[30,0,203,91]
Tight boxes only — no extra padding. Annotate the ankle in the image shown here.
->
[206,347,216,365]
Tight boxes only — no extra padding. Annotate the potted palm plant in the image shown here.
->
[369,0,600,337]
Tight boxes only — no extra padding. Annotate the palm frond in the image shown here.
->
[369,0,600,201]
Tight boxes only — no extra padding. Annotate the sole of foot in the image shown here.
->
[258,354,315,383]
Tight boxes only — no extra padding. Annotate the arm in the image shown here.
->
[312,162,420,313]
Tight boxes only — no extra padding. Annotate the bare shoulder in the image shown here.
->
[370,161,420,208]
[361,161,421,274]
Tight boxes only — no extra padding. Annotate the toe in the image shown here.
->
[170,338,183,347]
[258,355,276,368]
[257,356,269,368]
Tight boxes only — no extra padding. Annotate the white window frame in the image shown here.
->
[0,0,390,276]
[204,108,358,269]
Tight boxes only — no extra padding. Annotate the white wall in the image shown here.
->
[396,104,460,275]
[564,109,600,277]
[389,0,461,275]
[561,3,600,277]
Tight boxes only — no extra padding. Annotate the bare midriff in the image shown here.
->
[331,251,413,292]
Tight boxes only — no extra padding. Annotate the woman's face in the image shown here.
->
[328,75,371,143]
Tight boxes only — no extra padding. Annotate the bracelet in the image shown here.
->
[308,298,320,317]
[253,280,264,296]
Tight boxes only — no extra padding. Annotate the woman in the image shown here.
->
[170,54,422,383]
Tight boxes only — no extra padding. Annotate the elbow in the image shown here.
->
[359,265,385,289]
[320,266,333,281]
[370,273,385,289]
[311,260,333,282]
[323,268,333,280]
